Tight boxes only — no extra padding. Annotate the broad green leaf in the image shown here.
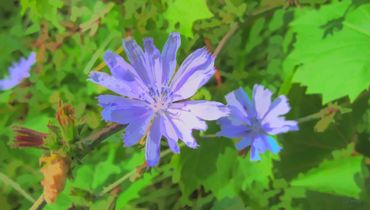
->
[203,147,239,199]
[23,113,52,132]
[91,145,121,189]
[291,156,364,198]
[203,147,274,207]
[115,172,158,209]
[164,0,213,37]
[173,140,231,203]
[284,0,370,103]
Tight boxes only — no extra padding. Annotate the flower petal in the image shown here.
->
[0,52,36,90]
[162,32,181,84]
[89,71,139,98]
[145,115,162,166]
[123,39,151,84]
[97,95,145,107]
[262,95,291,125]
[250,135,281,160]
[226,88,254,121]
[172,100,229,121]
[103,50,137,81]
[169,114,199,148]
[123,110,153,147]
[250,146,260,161]
[160,114,180,153]
[252,135,268,154]
[97,95,149,124]
[217,118,249,138]
[170,48,215,101]
[144,38,162,87]
[265,136,281,154]
[236,134,253,150]
[103,50,149,93]
[265,118,299,135]
[168,106,208,131]
[253,85,273,119]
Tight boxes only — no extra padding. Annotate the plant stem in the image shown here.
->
[201,134,218,138]
[30,194,46,210]
[0,171,36,203]
[99,148,173,196]
[79,123,125,154]
[99,169,137,196]
[213,23,239,58]
[296,112,322,124]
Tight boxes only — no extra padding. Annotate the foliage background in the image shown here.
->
[0,0,370,209]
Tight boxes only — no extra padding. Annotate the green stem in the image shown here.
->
[202,134,218,138]
[99,148,173,196]
[296,112,322,124]
[30,194,46,210]
[213,23,239,58]
[0,171,36,203]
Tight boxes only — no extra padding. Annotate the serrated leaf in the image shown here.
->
[291,156,364,198]
[164,0,213,37]
[115,172,158,209]
[91,145,121,189]
[173,140,231,203]
[285,1,370,103]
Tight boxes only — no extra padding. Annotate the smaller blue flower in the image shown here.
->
[0,52,36,90]
[217,85,298,160]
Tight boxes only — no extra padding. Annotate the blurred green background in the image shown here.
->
[0,0,369,209]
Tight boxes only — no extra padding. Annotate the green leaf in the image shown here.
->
[164,0,213,38]
[23,113,52,132]
[284,1,370,103]
[211,197,248,210]
[20,0,64,31]
[91,145,121,189]
[291,156,364,198]
[203,147,274,207]
[173,140,230,203]
[115,172,158,209]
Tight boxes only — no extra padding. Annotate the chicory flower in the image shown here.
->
[217,85,298,160]
[0,52,36,90]
[89,33,229,166]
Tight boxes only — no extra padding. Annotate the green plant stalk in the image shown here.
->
[99,149,173,196]
[0,171,36,203]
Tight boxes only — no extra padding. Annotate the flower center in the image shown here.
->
[147,86,174,113]
[249,118,264,135]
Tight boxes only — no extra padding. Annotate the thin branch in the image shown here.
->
[213,23,239,58]
[30,194,46,210]
[79,123,125,154]
[0,171,36,203]
[201,134,218,138]
[30,123,126,210]
[99,148,173,196]
[296,112,322,124]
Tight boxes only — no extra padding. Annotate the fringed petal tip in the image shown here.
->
[184,141,199,149]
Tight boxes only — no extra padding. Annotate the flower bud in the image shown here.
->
[13,126,47,148]
[56,101,76,142]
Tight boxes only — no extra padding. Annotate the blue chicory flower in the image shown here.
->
[0,52,36,90]
[89,33,229,166]
[217,85,298,160]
